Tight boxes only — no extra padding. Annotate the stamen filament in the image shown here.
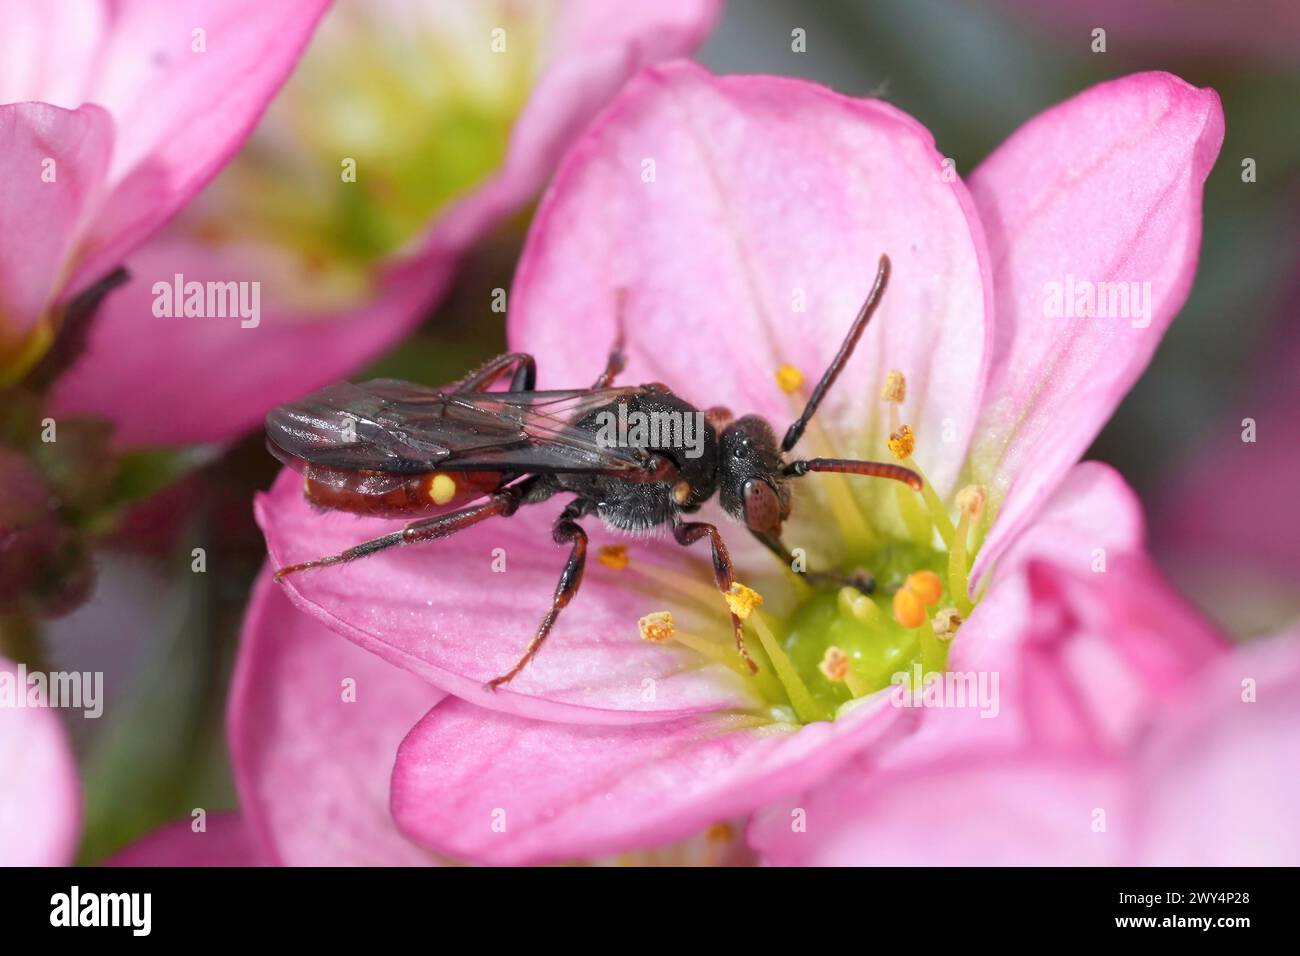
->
[908,457,957,548]
[669,628,755,678]
[895,481,933,542]
[948,509,974,616]
[751,611,828,723]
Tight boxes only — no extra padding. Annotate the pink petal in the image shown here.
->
[968,72,1223,583]
[0,656,82,866]
[51,236,449,449]
[64,0,331,295]
[227,566,446,866]
[1136,627,1300,865]
[750,756,1126,866]
[511,61,991,499]
[391,691,915,865]
[105,813,260,866]
[0,103,112,340]
[752,464,1224,866]
[0,0,107,106]
[951,462,1224,754]
[256,468,766,722]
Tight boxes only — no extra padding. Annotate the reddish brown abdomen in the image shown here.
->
[302,467,504,518]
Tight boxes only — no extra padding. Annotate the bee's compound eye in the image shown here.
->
[742,478,782,534]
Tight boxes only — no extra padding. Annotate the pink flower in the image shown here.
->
[1153,303,1300,639]
[252,63,1224,864]
[0,0,331,382]
[749,621,1300,866]
[50,0,722,448]
[0,656,81,865]
[1000,0,1300,65]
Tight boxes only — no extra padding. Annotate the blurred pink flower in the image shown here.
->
[106,813,262,866]
[254,63,1224,863]
[1001,0,1300,65]
[1153,303,1300,639]
[750,623,1300,866]
[50,0,722,448]
[0,0,331,381]
[0,656,81,865]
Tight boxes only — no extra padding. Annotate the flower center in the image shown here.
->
[612,367,987,726]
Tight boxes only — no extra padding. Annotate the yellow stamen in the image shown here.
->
[751,612,827,723]
[775,364,804,394]
[724,582,764,620]
[706,822,735,843]
[887,423,916,460]
[881,369,907,404]
[948,484,984,615]
[932,607,963,640]
[819,646,851,682]
[955,484,987,519]
[637,611,675,643]
[635,611,755,679]
[596,544,630,570]
[918,618,947,674]
[895,481,933,543]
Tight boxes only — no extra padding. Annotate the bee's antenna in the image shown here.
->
[781,254,891,453]
[783,457,921,491]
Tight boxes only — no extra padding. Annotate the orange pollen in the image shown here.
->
[818,646,852,682]
[905,569,943,606]
[892,587,926,629]
[637,611,676,643]
[887,424,915,460]
[775,364,805,394]
[596,544,630,570]
[724,582,764,620]
[881,369,907,404]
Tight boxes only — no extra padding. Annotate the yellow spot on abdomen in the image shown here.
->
[428,473,457,505]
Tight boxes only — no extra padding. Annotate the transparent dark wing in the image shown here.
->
[266,379,654,475]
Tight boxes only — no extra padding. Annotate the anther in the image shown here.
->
[932,607,963,640]
[724,582,764,619]
[955,484,987,519]
[775,364,804,394]
[637,611,676,643]
[881,369,907,404]
[887,424,915,460]
[597,544,630,570]
[818,646,852,682]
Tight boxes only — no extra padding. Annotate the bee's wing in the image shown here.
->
[265,379,657,476]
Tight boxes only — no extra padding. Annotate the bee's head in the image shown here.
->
[717,415,791,535]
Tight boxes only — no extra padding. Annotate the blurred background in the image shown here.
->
[24,0,1299,862]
